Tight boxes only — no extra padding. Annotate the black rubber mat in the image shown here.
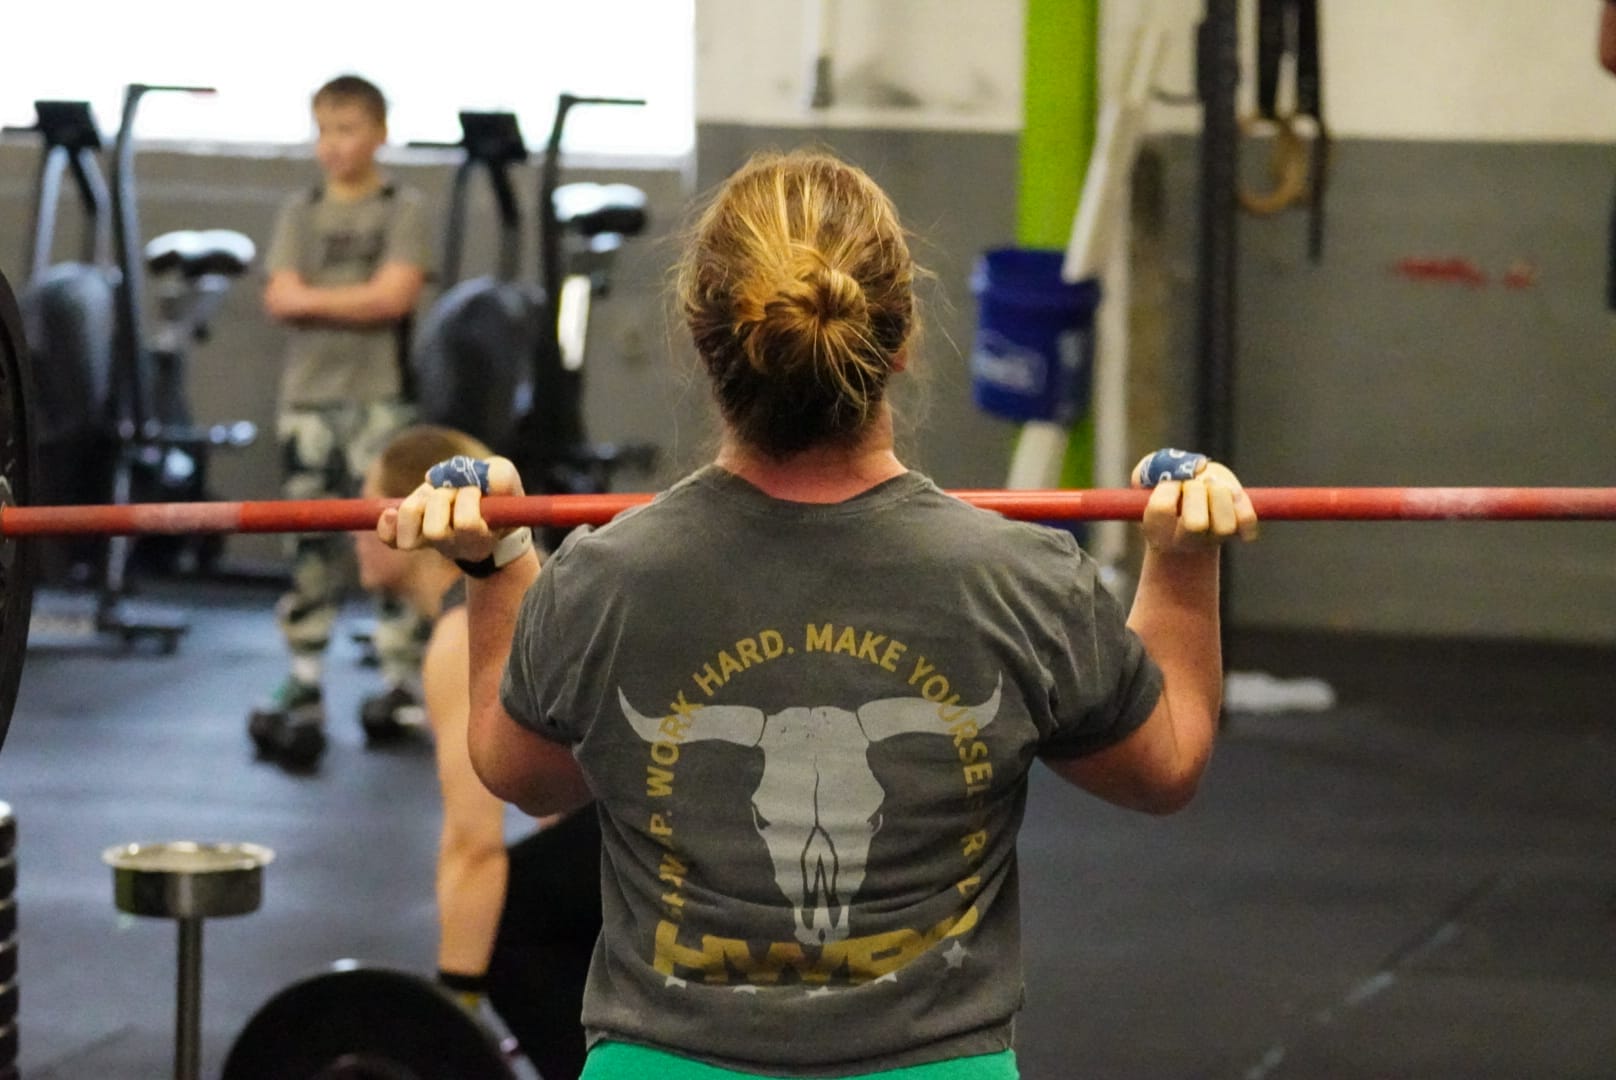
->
[3,586,1613,1077]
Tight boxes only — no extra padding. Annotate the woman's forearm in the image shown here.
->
[1127,546,1223,775]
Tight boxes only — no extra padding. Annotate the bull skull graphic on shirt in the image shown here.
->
[619,680,1001,946]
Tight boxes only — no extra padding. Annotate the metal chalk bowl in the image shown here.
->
[103,841,274,1080]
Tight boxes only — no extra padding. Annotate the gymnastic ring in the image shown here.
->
[1237,114,1310,216]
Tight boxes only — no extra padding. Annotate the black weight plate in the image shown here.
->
[0,271,38,759]
[0,940,15,984]
[0,898,14,941]
[220,965,516,1080]
[0,981,16,1027]
[0,857,13,902]
[0,804,13,858]
[0,1021,15,1068]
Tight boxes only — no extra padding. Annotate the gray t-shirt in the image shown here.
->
[264,184,428,406]
[501,467,1163,1076]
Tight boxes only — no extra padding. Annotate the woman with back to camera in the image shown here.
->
[381,149,1257,1079]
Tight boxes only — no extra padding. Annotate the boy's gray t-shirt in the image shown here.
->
[501,467,1163,1075]
[264,185,428,406]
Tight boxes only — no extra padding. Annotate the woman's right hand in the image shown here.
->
[378,455,525,564]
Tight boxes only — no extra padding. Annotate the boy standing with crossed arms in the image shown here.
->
[249,74,430,768]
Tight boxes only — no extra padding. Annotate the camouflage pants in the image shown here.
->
[275,401,427,686]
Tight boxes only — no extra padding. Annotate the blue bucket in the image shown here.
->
[969,248,1101,425]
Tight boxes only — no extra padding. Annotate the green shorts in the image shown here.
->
[580,1042,1019,1080]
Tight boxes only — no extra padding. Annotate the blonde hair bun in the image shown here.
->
[677,150,918,458]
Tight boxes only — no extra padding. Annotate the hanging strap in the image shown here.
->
[1241,0,1330,263]
[1254,0,1290,119]
[1293,0,1331,262]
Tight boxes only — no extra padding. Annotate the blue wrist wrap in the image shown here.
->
[1135,448,1208,487]
[426,456,490,494]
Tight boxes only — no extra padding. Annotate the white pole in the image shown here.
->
[1004,15,1170,497]
[1088,226,1133,568]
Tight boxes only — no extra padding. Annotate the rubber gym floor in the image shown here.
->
[0,579,1612,1078]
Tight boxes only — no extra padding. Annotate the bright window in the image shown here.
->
[2,1,694,158]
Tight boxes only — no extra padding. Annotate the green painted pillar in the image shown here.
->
[1017,0,1099,489]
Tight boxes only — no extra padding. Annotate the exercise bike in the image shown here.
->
[8,86,258,651]
[518,92,659,534]
[352,99,658,665]
[408,110,540,453]
[409,95,658,546]
[131,227,259,579]
[6,100,119,584]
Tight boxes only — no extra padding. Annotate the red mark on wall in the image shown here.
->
[1502,261,1538,289]
[1394,257,1488,287]
[1392,257,1540,290]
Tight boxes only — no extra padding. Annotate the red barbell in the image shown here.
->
[3,486,1615,538]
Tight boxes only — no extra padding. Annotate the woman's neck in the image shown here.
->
[714,409,906,503]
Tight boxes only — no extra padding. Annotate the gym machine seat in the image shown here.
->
[144,230,257,280]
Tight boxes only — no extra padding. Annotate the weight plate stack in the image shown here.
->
[0,801,18,1077]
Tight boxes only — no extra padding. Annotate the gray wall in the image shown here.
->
[1149,135,1616,644]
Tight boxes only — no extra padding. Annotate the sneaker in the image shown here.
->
[248,677,327,768]
[359,684,428,745]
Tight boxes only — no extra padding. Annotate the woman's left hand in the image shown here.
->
[1132,449,1259,554]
